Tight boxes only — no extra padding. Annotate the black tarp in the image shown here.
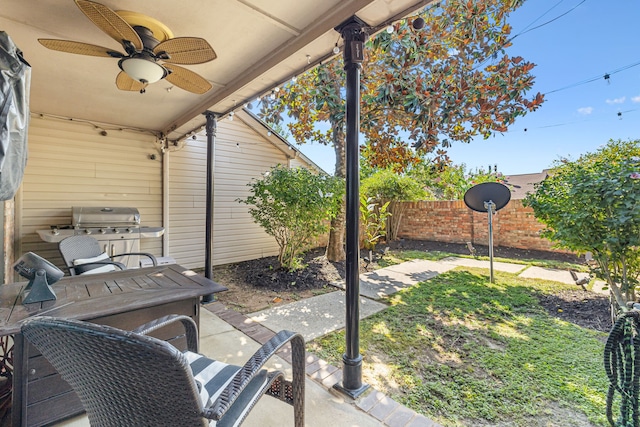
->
[0,31,30,201]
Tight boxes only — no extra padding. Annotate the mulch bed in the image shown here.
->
[537,290,611,332]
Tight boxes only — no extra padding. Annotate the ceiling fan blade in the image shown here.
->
[75,0,143,51]
[164,64,212,94]
[116,71,146,91]
[38,39,124,58]
[154,37,217,65]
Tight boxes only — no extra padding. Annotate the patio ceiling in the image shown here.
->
[1,0,431,141]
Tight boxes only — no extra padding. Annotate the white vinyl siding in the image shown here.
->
[289,156,308,169]
[15,112,321,274]
[167,117,290,269]
[18,116,162,270]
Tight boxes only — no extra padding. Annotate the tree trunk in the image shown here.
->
[326,124,346,261]
[386,201,406,241]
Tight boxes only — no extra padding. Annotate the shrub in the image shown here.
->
[360,195,390,252]
[361,169,426,240]
[238,165,343,270]
[407,162,506,200]
[524,139,640,313]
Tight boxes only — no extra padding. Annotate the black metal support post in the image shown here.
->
[202,111,216,302]
[333,15,370,399]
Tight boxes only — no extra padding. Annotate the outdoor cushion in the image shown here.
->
[72,252,116,275]
[184,351,272,427]
[185,351,239,408]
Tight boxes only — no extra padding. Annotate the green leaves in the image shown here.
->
[360,195,391,250]
[361,169,427,202]
[238,166,344,270]
[524,139,640,310]
[258,0,542,175]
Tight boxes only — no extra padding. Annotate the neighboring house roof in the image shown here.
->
[502,170,550,199]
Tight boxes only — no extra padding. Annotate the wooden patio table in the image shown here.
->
[0,263,227,427]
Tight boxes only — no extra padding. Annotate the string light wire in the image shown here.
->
[544,60,640,95]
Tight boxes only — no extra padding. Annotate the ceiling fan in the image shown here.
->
[38,0,215,94]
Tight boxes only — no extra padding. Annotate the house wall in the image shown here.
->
[166,116,298,269]
[397,199,567,253]
[15,113,323,275]
[17,116,163,272]
[289,155,311,169]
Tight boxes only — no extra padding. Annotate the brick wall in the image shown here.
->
[397,199,565,253]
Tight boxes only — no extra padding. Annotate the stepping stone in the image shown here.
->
[517,265,588,285]
[440,257,526,273]
[357,259,456,300]
[248,291,387,341]
[591,280,609,295]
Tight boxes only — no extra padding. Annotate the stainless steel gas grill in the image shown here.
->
[37,206,165,268]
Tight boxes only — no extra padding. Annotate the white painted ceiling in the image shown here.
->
[1,0,430,140]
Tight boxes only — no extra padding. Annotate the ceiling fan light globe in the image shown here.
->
[119,58,166,84]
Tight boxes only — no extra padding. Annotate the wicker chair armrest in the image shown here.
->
[111,252,157,266]
[131,314,199,352]
[71,260,126,274]
[204,330,305,421]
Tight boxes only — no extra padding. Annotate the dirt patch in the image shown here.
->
[212,247,378,314]
[469,402,598,427]
[212,239,610,333]
[537,290,611,332]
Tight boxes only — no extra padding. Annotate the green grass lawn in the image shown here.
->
[308,266,609,426]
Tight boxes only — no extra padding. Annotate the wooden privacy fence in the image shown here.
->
[396,199,567,253]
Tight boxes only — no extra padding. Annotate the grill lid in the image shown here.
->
[72,206,140,227]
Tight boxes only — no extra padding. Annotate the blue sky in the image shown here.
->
[270,0,640,176]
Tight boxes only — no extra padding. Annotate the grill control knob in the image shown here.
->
[84,229,91,234]
[99,229,106,234]
[126,228,133,233]
[114,229,120,234]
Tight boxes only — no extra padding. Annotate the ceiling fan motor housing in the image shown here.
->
[134,25,160,51]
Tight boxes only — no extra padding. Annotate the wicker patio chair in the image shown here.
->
[21,315,305,427]
[58,235,157,275]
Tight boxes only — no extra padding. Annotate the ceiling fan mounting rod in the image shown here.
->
[133,26,160,51]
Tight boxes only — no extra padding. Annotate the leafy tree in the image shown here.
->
[259,0,542,261]
[238,165,343,271]
[524,139,640,313]
[361,169,426,240]
[407,161,505,200]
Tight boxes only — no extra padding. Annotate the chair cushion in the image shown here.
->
[185,351,241,411]
[185,351,276,427]
[73,252,116,275]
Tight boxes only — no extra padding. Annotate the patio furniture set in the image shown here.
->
[0,234,305,426]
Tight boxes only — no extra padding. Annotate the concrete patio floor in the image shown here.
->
[55,307,405,427]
